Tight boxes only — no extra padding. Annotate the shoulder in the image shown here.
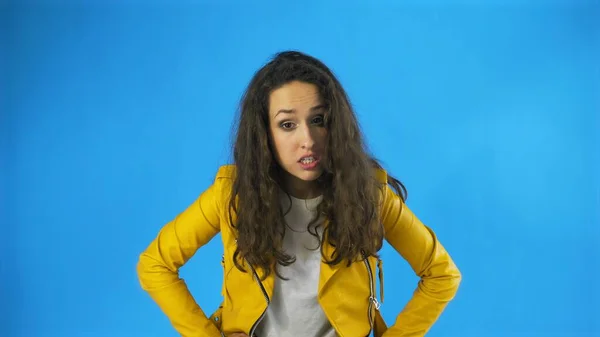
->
[373,166,388,185]
[371,165,405,210]
[199,165,237,208]
[214,164,237,181]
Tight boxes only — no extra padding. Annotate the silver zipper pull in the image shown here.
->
[369,296,381,310]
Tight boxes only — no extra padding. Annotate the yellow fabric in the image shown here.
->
[137,165,461,337]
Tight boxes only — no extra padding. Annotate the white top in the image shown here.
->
[254,194,336,337]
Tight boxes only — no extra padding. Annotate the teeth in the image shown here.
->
[301,157,315,164]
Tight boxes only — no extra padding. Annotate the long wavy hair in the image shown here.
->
[229,50,406,279]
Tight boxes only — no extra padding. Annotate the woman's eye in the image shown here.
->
[312,115,324,125]
[280,121,294,129]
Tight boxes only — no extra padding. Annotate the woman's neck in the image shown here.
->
[280,171,322,199]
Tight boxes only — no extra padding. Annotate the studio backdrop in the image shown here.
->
[1,1,598,336]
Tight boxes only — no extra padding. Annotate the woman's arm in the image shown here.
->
[137,179,225,337]
[380,184,462,337]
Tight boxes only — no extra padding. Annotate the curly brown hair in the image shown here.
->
[228,50,407,280]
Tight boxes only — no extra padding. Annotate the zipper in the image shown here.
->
[218,255,225,337]
[230,238,271,337]
[248,263,270,337]
[363,257,378,336]
[377,258,384,305]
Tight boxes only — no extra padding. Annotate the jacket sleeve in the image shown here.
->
[136,178,225,337]
[380,184,462,337]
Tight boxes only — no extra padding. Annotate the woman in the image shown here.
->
[137,50,461,337]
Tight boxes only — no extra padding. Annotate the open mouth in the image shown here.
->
[300,156,316,164]
[298,155,320,169]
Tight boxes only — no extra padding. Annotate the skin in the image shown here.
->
[268,80,328,199]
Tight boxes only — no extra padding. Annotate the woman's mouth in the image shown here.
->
[298,155,320,170]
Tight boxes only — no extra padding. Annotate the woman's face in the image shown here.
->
[268,81,328,198]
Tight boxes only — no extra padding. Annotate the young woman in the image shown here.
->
[137,50,462,337]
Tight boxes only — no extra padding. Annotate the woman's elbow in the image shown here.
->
[448,263,462,295]
[136,252,174,292]
[420,259,462,302]
[442,260,462,301]
[136,253,154,291]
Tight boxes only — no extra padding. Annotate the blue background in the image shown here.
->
[2,1,599,336]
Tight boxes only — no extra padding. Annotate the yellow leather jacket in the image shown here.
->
[137,165,461,337]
